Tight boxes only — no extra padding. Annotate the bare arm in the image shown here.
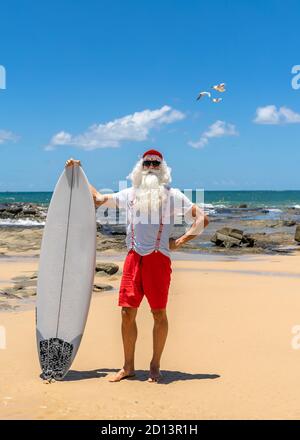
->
[169,204,209,250]
[64,159,117,209]
[88,184,117,209]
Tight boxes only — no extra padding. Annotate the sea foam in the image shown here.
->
[0,218,45,227]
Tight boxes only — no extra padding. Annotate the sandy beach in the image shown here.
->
[2,0,300,423]
[1,252,300,419]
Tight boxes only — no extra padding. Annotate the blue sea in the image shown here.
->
[1,190,300,228]
[1,190,300,208]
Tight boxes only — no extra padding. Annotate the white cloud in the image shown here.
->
[45,105,185,151]
[189,120,238,149]
[0,130,19,144]
[254,105,300,125]
[45,132,72,151]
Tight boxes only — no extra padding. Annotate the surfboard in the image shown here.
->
[36,165,97,380]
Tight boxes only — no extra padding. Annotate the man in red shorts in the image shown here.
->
[70,149,209,383]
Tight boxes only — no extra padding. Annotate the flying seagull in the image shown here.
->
[212,98,222,103]
[211,83,226,92]
[196,91,211,101]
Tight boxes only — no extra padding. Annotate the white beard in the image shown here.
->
[134,170,166,215]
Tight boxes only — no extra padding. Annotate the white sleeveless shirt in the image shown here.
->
[111,186,194,257]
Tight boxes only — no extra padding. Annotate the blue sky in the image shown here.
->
[0,0,300,191]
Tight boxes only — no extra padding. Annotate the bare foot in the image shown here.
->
[148,365,163,383]
[109,368,135,383]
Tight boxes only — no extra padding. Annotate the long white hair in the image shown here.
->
[127,158,172,214]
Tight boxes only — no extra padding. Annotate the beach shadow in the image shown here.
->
[39,369,111,381]
[132,370,220,384]
[61,368,220,384]
[62,369,112,381]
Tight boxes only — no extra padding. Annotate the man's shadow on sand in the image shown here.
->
[61,368,220,384]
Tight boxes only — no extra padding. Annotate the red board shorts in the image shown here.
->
[119,249,172,310]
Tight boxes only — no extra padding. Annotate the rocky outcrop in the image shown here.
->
[269,220,296,228]
[0,203,46,221]
[0,263,120,307]
[295,225,300,243]
[0,227,127,256]
[211,227,255,248]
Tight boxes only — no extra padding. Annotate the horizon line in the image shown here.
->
[1,189,300,193]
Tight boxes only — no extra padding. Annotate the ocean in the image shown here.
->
[1,190,300,228]
[1,190,300,208]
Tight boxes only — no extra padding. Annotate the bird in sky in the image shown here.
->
[196,91,211,101]
[211,83,226,92]
[212,98,222,103]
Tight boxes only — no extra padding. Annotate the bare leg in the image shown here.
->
[109,307,138,382]
[149,309,168,382]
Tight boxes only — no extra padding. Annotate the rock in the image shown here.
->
[211,227,254,248]
[95,262,119,275]
[22,288,37,297]
[283,220,297,226]
[295,225,300,243]
[0,303,19,311]
[97,223,126,235]
[215,227,243,239]
[238,204,248,208]
[0,289,22,299]
[271,245,300,253]
[278,220,296,227]
[211,232,241,248]
[243,233,255,247]
[2,285,36,297]
[269,220,296,228]
[0,202,47,222]
[283,220,296,227]
[14,279,37,289]
[6,206,23,215]
[23,208,37,215]
[93,283,114,292]
[0,204,9,212]
[14,284,26,290]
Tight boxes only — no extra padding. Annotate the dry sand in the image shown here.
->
[1,252,300,419]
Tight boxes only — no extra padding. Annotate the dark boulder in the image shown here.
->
[211,227,255,248]
[95,262,119,275]
[295,225,300,243]
[93,283,114,292]
[6,206,23,215]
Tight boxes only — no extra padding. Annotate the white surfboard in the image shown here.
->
[36,165,96,380]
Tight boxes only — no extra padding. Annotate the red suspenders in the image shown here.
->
[128,188,170,253]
